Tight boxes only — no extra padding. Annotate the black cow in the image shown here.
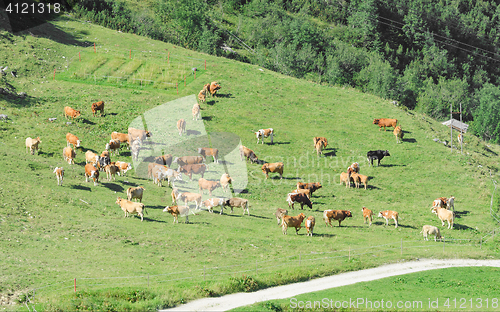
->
[367,150,390,166]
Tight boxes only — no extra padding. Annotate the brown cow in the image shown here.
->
[323,210,352,227]
[281,213,306,235]
[116,197,146,222]
[208,81,221,97]
[313,137,328,149]
[224,197,249,215]
[239,145,258,163]
[25,137,41,155]
[373,118,397,131]
[192,103,201,121]
[115,161,132,176]
[378,210,399,228]
[255,128,274,144]
[53,167,64,186]
[198,89,206,103]
[220,173,233,193]
[91,100,104,117]
[63,147,75,165]
[286,193,312,210]
[350,172,369,190]
[305,216,315,236]
[111,132,130,147]
[177,119,186,136]
[84,163,99,186]
[128,127,152,143]
[291,188,311,199]
[173,156,204,166]
[104,163,119,181]
[262,162,284,179]
[198,178,221,196]
[176,192,202,209]
[105,139,120,156]
[296,182,322,196]
[198,148,219,163]
[163,205,191,223]
[64,106,81,120]
[66,133,81,150]
[362,206,373,226]
[394,125,403,143]
[200,198,225,214]
[155,154,173,167]
[178,163,207,180]
[340,172,350,188]
[127,186,145,202]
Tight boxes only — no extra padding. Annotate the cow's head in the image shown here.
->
[384,150,390,156]
[346,211,352,218]
[377,211,384,217]
[298,213,306,220]
[373,119,379,124]
[115,197,122,205]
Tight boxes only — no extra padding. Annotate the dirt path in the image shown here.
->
[162,258,500,311]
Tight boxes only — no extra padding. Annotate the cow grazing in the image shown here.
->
[63,147,76,165]
[340,172,350,187]
[105,139,120,156]
[373,118,397,131]
[66,133,81,150]
[198,89,206,103]
[198,178,221,196]
[281,213,306,235]
[378,210,399,228]
[163,205,191,223]
[239,145,258,163]
[220,173,233,193]
[362,207,373,226]
[255,128,274,144]
[286,193,312,210]
[173,156,204,167]
[111,132,130,148]
[127,186,145,202]
[25,137,41,155]
[394,126,404,143]
[350,172,369,190]
[305,216,315,236]
[115,161,132,176]
[116,197,146,222]
[224,197,250,215]
[447,196,455,211]
[262,162,284,179]
[64,106,81,120]
[104,163,119,181]
[53,167,64,186]
[176,192,202,209]
[313,137,328,150]
[154,154,173,167]
[91,100,104,117]
[128,128,152,143]
[432,206,455,229]
[296,182,322,196]
[323,210,352,227]
[421,225,444,241]
[84,163,99,186]
[177,119,186,136]
[275,208,288,225]
[208,81,221,97]
[201,198,225,214]
[197,148,219,163]
[192,103,201,121]
[367,150,390,166]
[178,163,207,180]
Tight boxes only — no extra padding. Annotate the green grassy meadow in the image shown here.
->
[232,266,500,312]
[1,15,500,311]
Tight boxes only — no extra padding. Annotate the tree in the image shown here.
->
[472,83,500,142]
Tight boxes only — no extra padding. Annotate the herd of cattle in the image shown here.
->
[24,85,457,241]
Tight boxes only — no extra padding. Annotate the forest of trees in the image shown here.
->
[71,0,500,143]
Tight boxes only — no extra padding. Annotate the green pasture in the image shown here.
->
[0,16,499,311]
[233,266,500,311]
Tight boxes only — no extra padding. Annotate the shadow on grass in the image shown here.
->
[70,185,91,191]
[395,224,417,229]
[202,116,213,121]
[216,93,233,99]
[381,164,406,168]
[454,210,470,219]
[187,130,201,136]
[311,233,336,238]
[403,138,417,143]
[102,182,124,192]
[81,118,95,126]
[141,216,167,223]
[323,148,338,157]
[453,223,475,231]
[267,141,290,145]
[39,151,54,158]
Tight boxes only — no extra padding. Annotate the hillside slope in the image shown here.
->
[1,16,499,311]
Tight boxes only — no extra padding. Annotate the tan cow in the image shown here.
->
[115,161,132,176]
[154,154,173,167]
[313,137,328,150]
[116,197,146,222]
[362,206,373,226]
[378,210,399,228]
[105,139,120,156]
[66,133,81,150]
[163,205,191,223]
[178,163,207,180]
[84,163,99,186]
[275,208,288,225]
[64,106,81,120]
[176,192,202,209]
[199,178,221,196]
[53,167,64,186]
[286,193,312,210]
[350,172,369,190]
[128,127,152,143]
[85,150,99,165]
[177,119,186,136]
[111,132,130,147]
[127,186,145,202]
[25,137,41,155]
[373,118,397,131]
[239,145,258,163]
[447,196,455,211]
[224,197,250,215]
[340,172,350,187]
[200,198,225,214]
[173,156,204,166]
[432,207,454,229]
[198,89,206,103]
[291,188,311,199]
[262,162,284,179]
[394,125,403,143]
[192,103,201,120]
[198,148,219,163]
[296,182,322,196]
[91,100,104,117]
[63,147,76,165]
[314,140,325,156]
[281,213,306,235]
[148,162,165,179]
[171,188,180,205]
[305,216,315,236]
[208,81,221,97]
[220,173,233,193]
[104,163,119,181]
[255,128,274,144]
[421,225,444,241]
[323,210,352,227]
